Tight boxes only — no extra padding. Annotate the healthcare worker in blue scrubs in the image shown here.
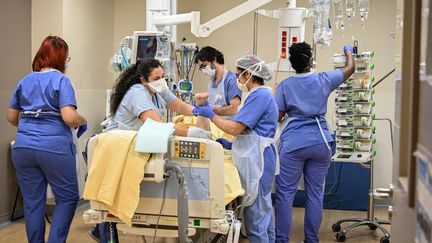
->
[90,58,203,242]
[7,35,87,243]
[274,42,355,243]
[195,46,242,118]
[193,54,278,243]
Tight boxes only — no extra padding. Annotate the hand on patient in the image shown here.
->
[192,103,215,119]
[216,138,232,150]
[194,92,209,106]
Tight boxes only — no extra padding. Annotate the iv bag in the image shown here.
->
[332,0,344,29]
[310,0,333,47]
[345,0,356,20]
[359,0,370,20]
[111,37,132,73]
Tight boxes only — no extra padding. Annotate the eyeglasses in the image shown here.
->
[66,56,71,63]
[198,62,209,71]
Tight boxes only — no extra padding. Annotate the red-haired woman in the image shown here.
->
[7,35,87,243]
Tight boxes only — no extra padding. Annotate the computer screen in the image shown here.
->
[130,31,163,64]
[136,35,157,61]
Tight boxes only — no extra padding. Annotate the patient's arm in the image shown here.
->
[170,93,214,137]
[174,127,188,136]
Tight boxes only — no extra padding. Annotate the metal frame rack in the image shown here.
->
[331,52,391,243]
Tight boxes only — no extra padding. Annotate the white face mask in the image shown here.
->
[202,65,216,77]
[148,78,169,93]
[299,52,314,70]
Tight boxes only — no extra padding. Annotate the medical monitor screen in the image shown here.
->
[136,36,157,61]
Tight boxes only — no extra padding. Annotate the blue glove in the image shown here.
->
[192,104,215,119]
[216,138,232,150]
[192,101,208,108]
[343,45,353,54]
[77,124,88,138]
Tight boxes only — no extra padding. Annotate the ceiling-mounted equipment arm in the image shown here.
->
[152,0,272,38]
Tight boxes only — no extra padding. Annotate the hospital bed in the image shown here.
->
[82,134,244,242]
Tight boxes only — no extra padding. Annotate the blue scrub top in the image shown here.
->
[234,87,279,177]
[9,69,78,155]
[234,87,279,138]
[275,70,344,152]
[106,84,176,131]
[210,70,242,104]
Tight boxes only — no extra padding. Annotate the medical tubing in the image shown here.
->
[187,51,197,78]
[372,68,396,88]
[188,159,211,199]
[373,118,394,154]
[165,162,193,243]
[272,57,282,95]
[324,160,338,194]
[108,222,115,243]
[185,51,189,79]
[152,177,168,243]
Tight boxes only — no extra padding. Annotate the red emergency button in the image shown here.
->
[281,48,287,58]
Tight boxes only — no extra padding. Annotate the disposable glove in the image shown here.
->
[77,124,88,138]
[343,45,353,54]
[216,138,232,150]
[192,104,215,119]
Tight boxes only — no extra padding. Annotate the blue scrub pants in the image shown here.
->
[244,146,276,243]
[12,148,79,243]
[275,143,331,243]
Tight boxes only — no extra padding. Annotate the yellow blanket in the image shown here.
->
[83,130,150,227]
[173,115,244,205]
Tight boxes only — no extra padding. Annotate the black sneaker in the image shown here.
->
[88,225,100,242]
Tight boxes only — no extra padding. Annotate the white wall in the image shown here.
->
[0,0,31,222]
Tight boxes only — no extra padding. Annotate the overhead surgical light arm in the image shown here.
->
[152,0,272,38]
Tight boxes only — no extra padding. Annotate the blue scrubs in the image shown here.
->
[210,70,242,104]
[234,87,279,243]
[274,71,344,243]
[9,69,79,243]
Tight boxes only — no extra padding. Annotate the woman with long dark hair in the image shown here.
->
[90,58,205,242]
[105,58,197,133]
